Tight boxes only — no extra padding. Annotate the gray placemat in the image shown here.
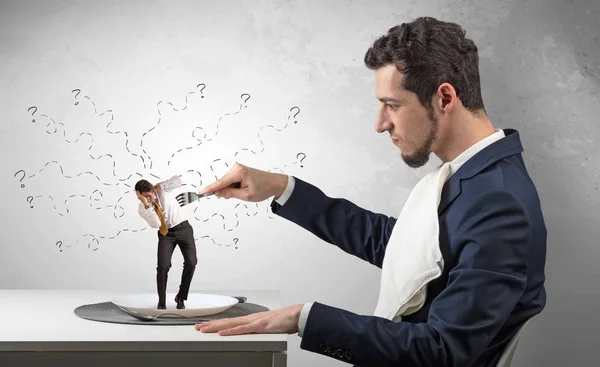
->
[74,301,270,325]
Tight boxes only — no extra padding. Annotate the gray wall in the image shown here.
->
[1,0,598,366]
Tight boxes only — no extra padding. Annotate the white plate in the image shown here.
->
[111,293,239,317]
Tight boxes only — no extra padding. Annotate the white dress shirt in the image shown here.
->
[277,129,506,337]
[138,175,187,229]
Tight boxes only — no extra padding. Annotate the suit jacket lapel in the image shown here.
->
[437,128,525,216]
[438,173,462,215]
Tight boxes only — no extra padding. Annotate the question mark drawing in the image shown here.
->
[14,170,26,188]
[289,106,301,123]
[233,238,239,249]
[240,93,251,107]
[197,83,206,98]
[27,196,34,208]
[28,106,37,122]
[56,241,63,252]
[296,153,306,167]
[72,89,81,105]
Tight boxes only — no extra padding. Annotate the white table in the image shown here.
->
[0,289,287,367]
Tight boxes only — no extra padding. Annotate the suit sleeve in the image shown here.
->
[271,177,396,268]
[296,189,532,367]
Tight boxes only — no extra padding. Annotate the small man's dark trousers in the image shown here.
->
[156,220,197,305]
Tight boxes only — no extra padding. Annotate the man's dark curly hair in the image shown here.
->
[364,17,485,115]
[135,179,153,193]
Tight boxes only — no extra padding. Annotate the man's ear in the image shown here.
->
[437,83,457,111]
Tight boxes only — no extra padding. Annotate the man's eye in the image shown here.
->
[388,104,398,110]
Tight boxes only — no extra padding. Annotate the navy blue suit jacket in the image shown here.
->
[271,129,547,366]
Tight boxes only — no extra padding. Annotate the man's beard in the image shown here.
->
[401,108,438,168]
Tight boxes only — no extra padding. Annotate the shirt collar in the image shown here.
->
[448,129,506,177]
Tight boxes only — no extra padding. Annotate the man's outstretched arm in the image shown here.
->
[272,176,397,268]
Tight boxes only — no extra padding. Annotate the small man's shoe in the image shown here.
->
[157,302,166,310]
[175,295,185,310]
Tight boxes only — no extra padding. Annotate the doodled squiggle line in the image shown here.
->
[22,104,144,187]
[58,129,94,145]
[167,144,199,167]
[26,111,59,134]
[76,234,100,251]
[209,158,229,181]
[25,160,140,188]
[113,190,132,219]
[25,107,62,135]
[193,212,240,232]
[190,200,260,231]
[234,119,296,158]
[67,226,148,252]
[28,192,125,218]
[171,160,227,188]
[234,202,260,217]
[26,103,146,171]
[196,235,239,248]
[141,84,210,169]
[178,169,203,190]
[27,195,66,216]
[95,226,148,240]
[75,94,147,167]
[55,120,147,172]
[267,154,306,174]
[85,189,126,217]
[41,115,59,134]
[199,94,250,144]
[39,123,141,185]
[165,93,252,167]
[86,151,144,183]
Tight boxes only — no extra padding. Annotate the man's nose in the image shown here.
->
[375,106,391,133]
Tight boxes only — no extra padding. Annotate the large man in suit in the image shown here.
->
[194,16,547,366]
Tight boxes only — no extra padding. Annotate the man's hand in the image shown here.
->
[194,304,304,336]
[136,190,151,208]
[199,163,288,202]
